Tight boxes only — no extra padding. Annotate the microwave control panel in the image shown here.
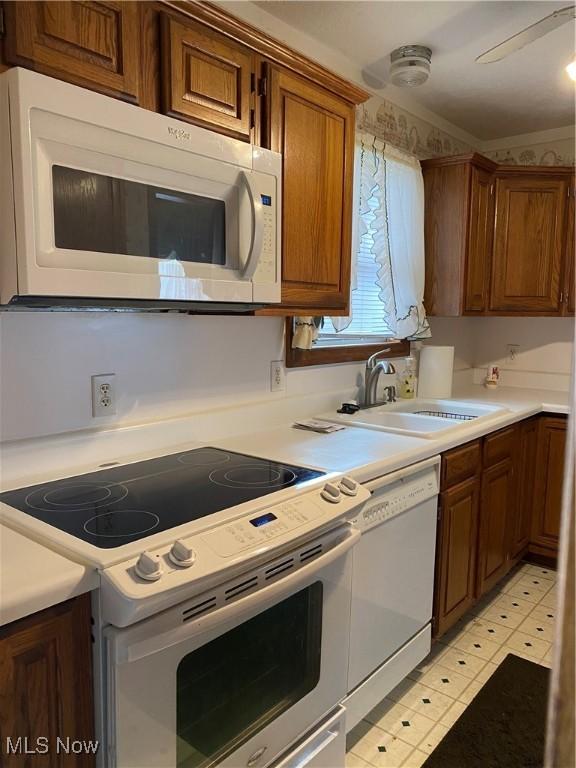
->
[255,192,276,284]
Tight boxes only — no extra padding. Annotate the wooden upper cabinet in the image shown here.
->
[490,173,568,313]
[160,13,255,141]
[465,166,494,312]
[3,1,141,102]
[267,65,355,310]
[423,153,573,317]
[422,154,496,316]
[531,416,567,555]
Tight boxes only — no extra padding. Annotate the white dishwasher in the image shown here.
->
[345,456,440,731]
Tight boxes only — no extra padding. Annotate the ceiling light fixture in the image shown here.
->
[390,45,432,87]
[566,59,576,81]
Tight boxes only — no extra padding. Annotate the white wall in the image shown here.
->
[426,317,574,392]
[426,318,476,372]
[471,317,574,391]
[0,313,364,443]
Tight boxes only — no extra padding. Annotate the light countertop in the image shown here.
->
[0,384,570,626]
[0,525,99,626]
[221,385,570,483]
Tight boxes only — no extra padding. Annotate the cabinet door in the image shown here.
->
[490,176,567,312]
[268,66,355,311]
[160,13,254,141]
[531,417,567,554]
[0,594,95,767]
[477,458,516,596]
[464,167,494,312]
[511,418,539,559]
[3,1,141,102]
[563,181,575,315]
[423,162,471,317]
[434,477,480,637]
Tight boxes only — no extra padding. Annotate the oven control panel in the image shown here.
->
[201,475,362,558]
[101,478,370,626]
[203,496,322,558]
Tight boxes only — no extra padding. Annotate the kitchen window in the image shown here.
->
[286,134,428,367]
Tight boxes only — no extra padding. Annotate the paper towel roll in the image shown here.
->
[418,346,455,399]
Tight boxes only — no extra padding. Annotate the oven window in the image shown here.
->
[176,583,323,768]
[52,166,226,265]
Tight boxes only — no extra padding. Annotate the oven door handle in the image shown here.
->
[274,707,345,768]
[115,526,360,664]
[240,170,264,279]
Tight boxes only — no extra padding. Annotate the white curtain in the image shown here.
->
[333,133,430,339]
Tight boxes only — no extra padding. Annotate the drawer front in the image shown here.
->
[483,426,517,467]
[441,440,481,489]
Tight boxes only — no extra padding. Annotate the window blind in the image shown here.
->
[322,193,394,340]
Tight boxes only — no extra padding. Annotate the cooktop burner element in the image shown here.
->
[209,465,297,489]
[0,448,324,549]
[83,510,160,539]
[25,481,129,513]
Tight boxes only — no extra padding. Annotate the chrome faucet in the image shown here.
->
[363,349,397,407]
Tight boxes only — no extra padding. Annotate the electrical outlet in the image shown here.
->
[506,344,520,364]
[91,374,116,417]
[270,360,286,392]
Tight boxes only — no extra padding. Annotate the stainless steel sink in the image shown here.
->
[317,399,509,439]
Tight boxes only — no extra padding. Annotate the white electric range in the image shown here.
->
[0,444,369,768]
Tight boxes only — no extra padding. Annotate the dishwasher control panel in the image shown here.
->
[353,465,439,533]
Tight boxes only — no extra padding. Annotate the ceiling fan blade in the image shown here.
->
[476,4,576,63]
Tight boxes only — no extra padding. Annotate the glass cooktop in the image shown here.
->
[0,448,324,549]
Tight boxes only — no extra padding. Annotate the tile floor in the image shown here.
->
[346,561,557,768]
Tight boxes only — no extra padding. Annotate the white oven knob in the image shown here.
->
[339,476,359,496]
[135,551,163,581]
[321,482,342,503]
[169,540,196,567]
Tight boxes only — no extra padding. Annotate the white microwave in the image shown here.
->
[0,68,281,309]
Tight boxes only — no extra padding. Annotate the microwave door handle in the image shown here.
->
[240,170,264,279]
[115,526,360,664]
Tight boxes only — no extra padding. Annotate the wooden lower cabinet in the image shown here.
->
[511,417,539,559]
[434,476,480,637]
[477,456,516,596]
[0,594,95,767]
[434,415,567,637]
[531,416,568,557]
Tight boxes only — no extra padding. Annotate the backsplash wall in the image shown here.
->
[1,313,571,443]
[0,313,364,443]
[427,317,574,392]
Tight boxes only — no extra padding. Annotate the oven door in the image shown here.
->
[103,527,358,768]
[15,100,279,303]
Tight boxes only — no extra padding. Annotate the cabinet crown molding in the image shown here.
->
[421,153,498,173]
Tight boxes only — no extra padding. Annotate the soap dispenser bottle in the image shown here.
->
[398,356,417,399]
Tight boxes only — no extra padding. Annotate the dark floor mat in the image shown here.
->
[423,653,550,768]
